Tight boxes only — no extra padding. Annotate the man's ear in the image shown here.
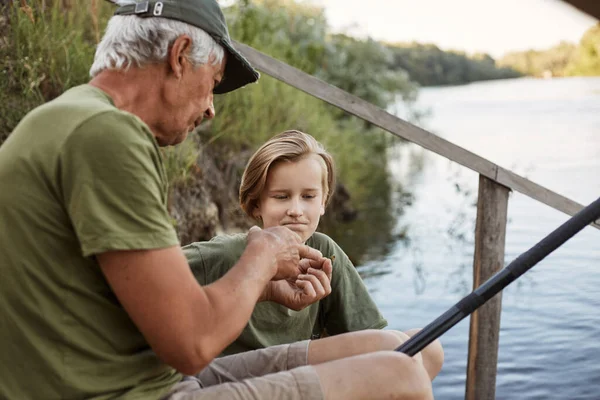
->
[168,35,193,78]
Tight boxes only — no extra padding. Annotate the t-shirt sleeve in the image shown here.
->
[182,234,247,286]
[315,233,388,335]
[182,243,208,285]
[60,111,180,257]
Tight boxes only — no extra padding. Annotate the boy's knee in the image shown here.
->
[352,329,410,350]
[404,328,422,337]
[372,352,434,399]
[428,338,444,367]
[403,328,444,379]
[387,329,411,344]
[403,329,444,355]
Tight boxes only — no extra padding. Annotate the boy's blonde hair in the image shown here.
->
[240,130,335,218]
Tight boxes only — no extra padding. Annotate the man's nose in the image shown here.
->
[204,101,215,120]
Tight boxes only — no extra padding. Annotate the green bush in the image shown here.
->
[1,0,416,253]
[0,0,112,140]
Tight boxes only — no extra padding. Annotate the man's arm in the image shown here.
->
[184,236,333,310]
[98,226,322,375]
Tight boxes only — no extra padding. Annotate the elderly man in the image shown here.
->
[0,0,441,399]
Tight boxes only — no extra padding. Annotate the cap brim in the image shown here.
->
[213,40,260,94]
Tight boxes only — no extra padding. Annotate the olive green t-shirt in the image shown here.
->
[183,232,387,355]
[0,85,181,399]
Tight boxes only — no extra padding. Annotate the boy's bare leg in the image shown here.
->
[304,329,442,399]
[165,330,439,400]
[314,351,433,400]
[403,328,444,380]
[308,329,444,380]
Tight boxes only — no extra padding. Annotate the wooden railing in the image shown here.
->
[234,41,600,400]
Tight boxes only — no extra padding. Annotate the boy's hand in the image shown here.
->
[260,257,333,311]
[246,225,323,281]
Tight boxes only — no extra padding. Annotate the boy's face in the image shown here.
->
[254,155,326,242]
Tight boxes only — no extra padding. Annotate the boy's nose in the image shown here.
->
[286,202,303,217]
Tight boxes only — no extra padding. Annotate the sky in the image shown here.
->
[311,0,598,58]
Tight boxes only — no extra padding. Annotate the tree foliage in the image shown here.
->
[565,24,600,76]
[0,0,403,242]
[386,42,522,86]
[498,23,600,78]
[499,42,577,77]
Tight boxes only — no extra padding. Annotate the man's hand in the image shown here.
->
[260,257,333,311]
[246,225,323,281]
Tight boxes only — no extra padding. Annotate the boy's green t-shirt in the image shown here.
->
[0,85,181,399]
[183,232,388,355]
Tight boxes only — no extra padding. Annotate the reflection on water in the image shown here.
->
[318,149,415,265]
[325,77,600,399]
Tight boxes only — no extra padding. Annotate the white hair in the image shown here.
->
[90,1,225,77]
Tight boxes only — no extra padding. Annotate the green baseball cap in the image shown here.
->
[114,0,260,94]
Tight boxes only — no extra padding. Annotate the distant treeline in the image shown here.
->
[385,42,522,86]
[498,23,600,77]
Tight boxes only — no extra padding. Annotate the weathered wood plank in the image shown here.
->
[465,176,510,400]
[234,41,600,231]
[496,167,600,228]
[234,41,497,178]
[561,0,600,20]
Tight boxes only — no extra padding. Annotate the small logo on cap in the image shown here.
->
[134,1,149,14]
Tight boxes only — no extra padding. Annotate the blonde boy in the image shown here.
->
[184,130,387,354]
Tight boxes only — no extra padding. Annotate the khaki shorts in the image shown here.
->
[163,340,324,400]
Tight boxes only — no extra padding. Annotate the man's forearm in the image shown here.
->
[197,245,274,358]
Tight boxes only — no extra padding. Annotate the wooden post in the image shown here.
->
[465,175,510,400]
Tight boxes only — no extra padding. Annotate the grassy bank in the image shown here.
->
[0,0,411,255]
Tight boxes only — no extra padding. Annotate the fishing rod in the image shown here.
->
[396,196,600,356]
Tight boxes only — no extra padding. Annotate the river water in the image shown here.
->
[357,77,600,399]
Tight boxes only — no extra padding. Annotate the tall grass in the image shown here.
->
[0,0,112,141]
[1,0,201,181]
[1,0,404,237]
